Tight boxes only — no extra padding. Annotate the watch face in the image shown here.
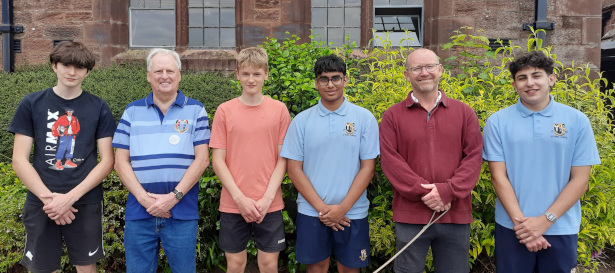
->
[546,213,556,222]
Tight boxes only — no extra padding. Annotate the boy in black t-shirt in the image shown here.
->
[8,41,116,273]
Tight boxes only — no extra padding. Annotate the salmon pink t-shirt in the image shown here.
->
[209,97,291,213]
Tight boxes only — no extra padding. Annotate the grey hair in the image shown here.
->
[146,48,182,71]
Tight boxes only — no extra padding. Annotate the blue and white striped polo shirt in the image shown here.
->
[113,91,210,220]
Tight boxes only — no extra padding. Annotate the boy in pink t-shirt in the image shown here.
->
[209,47,291,273]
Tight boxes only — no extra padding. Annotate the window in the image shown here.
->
[188,0,236,49]
[129,0,176,48]
[373,0,423,47]
[311,0,361,47]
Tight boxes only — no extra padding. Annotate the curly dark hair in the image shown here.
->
[314,54,346,77]
[508,51,554,79]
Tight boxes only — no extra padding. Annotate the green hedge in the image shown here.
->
[0,29,614,273]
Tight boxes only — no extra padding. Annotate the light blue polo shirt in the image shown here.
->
[281,98,380,219]
[113,91,211,220]
[483,96,600,235]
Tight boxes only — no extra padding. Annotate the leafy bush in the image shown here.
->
[349,28,615,272]
[0,29,613,273]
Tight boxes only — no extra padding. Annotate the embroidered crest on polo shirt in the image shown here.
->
[345,122,356,136]
[175,119,189,133]
[359,249,367,261]
[553,123,566,137]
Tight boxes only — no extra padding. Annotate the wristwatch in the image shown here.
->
[545,212,557,223]
[172,189,183,201]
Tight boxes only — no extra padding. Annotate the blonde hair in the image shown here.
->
[236,47,268,70]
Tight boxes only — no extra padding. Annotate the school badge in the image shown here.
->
[553,123,566,137]
[359,249,367,261]
[175,119,189,133]
[345,122,355,136]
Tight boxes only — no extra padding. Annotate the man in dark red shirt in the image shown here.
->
[379,48,483,273]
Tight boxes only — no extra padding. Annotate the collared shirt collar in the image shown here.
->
[317,97,349,116]
[516,95,555,117]
[406,90,448,108]
[145,90,187,108]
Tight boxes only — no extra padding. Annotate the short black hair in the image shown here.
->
[49,41,96,71]
[314,54,346,77]
[509,51,554,79]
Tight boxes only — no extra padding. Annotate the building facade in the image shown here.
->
[0,0,603,71]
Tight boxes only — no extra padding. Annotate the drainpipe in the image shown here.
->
[522,0,554,42]
[1,0,23,72]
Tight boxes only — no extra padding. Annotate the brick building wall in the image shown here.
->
[427,0,601,69]
[0,0,604,70]
[0,0,128,70]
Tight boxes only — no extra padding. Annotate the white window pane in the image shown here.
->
[204,8,220,27]
[220,0,234,7]
[328,28,344,46]
[345,28,361,45]
[203,0,218,7]
[345,0,361,6]
[312,8,327,27]
[382,17,397,23]
[189,8,203,27]
[188,0,202,7]
[400,23,415,31]
[130,0,144,8]
[204,28,220,47]
[407,0,424,5]
[311,28,327,42]
[143,0,160,8]
[328,7,344,26]
[130,9,175,47]
[345,7,360,27]
[398,16,412,23]
[189,28,204,47]
[220,28,235,47]
[220,8,234,27]
[390,0,406,5]
[312,0,326,6]
[374,0,389,6]
[329,0,344,6]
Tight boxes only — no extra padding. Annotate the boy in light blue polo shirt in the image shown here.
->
[483,51,600,272]
[281,54,379,273]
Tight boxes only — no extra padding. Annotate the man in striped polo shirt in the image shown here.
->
[113,48,211,273]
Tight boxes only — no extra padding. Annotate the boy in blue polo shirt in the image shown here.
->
[483,51,601,272]
[281,54,379,273]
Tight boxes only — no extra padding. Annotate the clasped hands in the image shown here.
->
[513,216,552,252]
[236,195,273,224]
[41,192,78,225]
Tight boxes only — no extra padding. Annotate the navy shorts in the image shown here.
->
[295,213,370,268]
[219,210,286,253]
[495,224,578,273]
[20,201,104,273]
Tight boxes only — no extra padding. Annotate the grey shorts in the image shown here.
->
[219,210,286,253]
[394,222,470,273]
[20,201,104,273]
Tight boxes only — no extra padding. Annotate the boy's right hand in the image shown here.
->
[236,196,262,223]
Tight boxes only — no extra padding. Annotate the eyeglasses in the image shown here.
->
[407,63,440,75]
[317,76,344,86]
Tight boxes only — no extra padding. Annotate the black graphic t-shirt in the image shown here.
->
[8,88,116,205]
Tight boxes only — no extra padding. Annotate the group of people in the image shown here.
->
[8,40,600,273]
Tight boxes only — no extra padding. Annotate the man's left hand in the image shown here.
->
[254,197,273,224]
[319,205,351,231]
[420,184,446,212]
[145,193,177,218]
[513,216,552,244]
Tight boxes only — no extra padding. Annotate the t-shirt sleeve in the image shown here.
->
[112,107,132,150]
[278,105,291,145]
[208,104,227,149]
[360,112,380,160]
[280,116,304,162]
[571,114,601,166]
[8,96,34,137]
[193,106,211,146]
[482,114,505,162]
[96,100,117,139]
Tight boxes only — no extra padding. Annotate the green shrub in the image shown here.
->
[349,28,615,272]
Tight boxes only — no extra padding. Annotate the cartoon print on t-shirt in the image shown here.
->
[50,108,80,170]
